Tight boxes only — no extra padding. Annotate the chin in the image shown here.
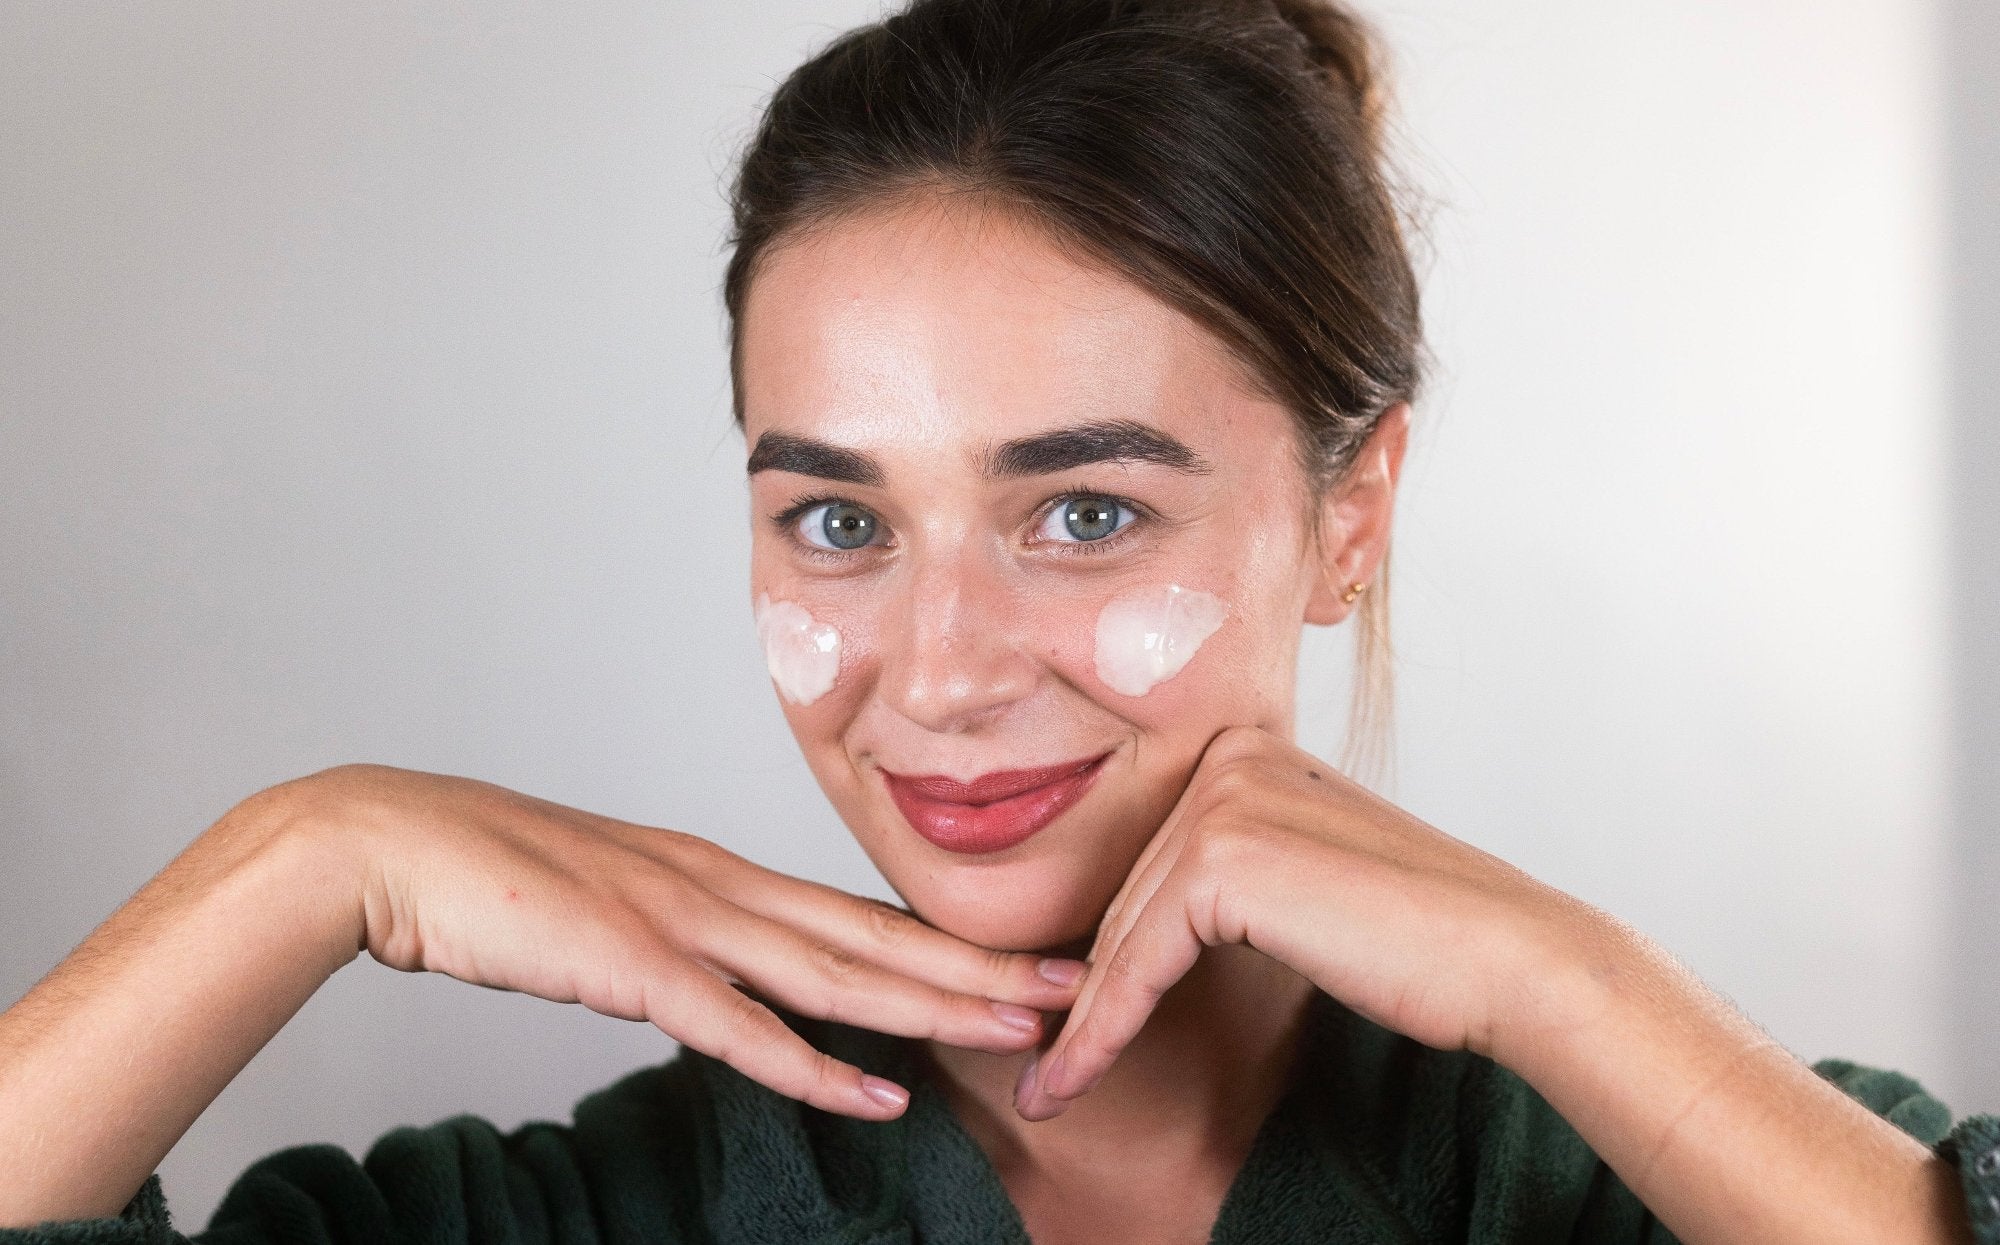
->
[896,878,1106,956]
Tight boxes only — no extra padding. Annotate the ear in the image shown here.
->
[1303,402,1410,626]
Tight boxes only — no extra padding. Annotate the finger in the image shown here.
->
[692,868,1088,1010]
[1077,787,1197,986]
[645,958,912,1120]
[1080,726,1251,965]
[1079,728,1261,971]
[1024,789,1201,1116]
[1083,812,1195,986]
[689,900,1051,1053]
[1023,891,1203,1118]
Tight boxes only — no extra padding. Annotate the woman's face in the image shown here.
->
[740,195,1372,954]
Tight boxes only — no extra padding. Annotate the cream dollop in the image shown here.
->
[1093,583,1228,696]
[754,594,841,706]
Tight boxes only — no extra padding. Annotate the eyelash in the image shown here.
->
[768,491,1152,562]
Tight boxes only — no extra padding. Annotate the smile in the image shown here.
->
[879,752,1112,855]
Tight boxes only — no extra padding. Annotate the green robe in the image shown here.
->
[7,988,1998,1243]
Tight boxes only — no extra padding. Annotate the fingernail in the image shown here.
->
[990,1001,1040,1032]
[860,1076,908,1110]
[1041,1050,1067,1098]
[1038,958,1086,986]
[1013,1052,1040,1105]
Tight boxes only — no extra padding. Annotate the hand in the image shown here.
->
[1015,725,1605,1119]
[274,764,1086,1121]
[1005,731,1977,1245]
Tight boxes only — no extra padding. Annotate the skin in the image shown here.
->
[0,190,1972,1241]
[739,192,1976,1244]
[741,193,1323,957]
[740,192,1348,1239]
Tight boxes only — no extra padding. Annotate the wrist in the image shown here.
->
[212,775,371,975]
[1484,900,1719,1088]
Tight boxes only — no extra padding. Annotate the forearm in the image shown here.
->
[0,791,365,1226]
[1498,918,1971,1245]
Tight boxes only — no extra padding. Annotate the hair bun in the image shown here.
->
[1266,0,1390,154]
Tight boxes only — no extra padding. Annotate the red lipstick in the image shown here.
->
[881,752,1110,855]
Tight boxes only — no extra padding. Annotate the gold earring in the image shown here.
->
[1340,581,1367,605]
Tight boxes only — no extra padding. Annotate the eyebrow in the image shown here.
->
[746,419,1211,484]
[744,433,884,486]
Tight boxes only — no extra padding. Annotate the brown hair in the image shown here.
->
[722,0,1427,790]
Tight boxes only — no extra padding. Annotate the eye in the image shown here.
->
[1037,494,1135,544]
[795,500,880,551]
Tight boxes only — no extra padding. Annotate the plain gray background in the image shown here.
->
[3,0,1995,1230]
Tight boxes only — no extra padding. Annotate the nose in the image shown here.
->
[874,550,1038,734]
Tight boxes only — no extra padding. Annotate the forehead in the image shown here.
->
[738,194,1278,456]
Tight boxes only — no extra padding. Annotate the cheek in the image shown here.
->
[751,584,887,731]
[752,562,1294,725]
[1092,583,1229,696]
[1076,558,1306,733]
[753,594,845,707]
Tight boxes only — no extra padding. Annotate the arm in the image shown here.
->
[0,785,363,1225]
[1014,726,1980,1244]
[0,764,1084,1232]
[1495,920,1974,1245]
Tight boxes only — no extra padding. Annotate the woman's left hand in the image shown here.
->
[1014,722,1624,1117]
[1012,725,1976,1245]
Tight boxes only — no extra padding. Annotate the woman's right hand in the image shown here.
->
[285,763,1083,1120]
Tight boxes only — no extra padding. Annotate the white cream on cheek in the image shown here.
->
[754,594,841,706]
[1093,583,1229,696]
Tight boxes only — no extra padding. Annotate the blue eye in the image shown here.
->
[795,501,879,551]
[1038,495,1133,543]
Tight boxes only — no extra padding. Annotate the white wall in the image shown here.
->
[0,0,1972,1230]
[1945,0,2000,1123]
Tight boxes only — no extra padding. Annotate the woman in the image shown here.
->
[2,0,1994,1241]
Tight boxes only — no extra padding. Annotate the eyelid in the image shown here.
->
[1028,491,1150,551]
[765,490,1153,559]
[772,494,889,558]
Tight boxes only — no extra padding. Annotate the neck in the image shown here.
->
[920,943,1317,1195]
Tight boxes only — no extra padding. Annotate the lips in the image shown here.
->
[881,752,1110,855]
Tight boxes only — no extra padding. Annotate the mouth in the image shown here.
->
[879,751,1113,855]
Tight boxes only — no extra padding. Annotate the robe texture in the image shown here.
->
[7,988,1998,1243]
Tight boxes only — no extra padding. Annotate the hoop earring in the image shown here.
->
[1340,581,1368,605]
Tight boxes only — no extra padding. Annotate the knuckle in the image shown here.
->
[1207,817,1290,881]
[1185,820,1246,873]
[819,991,847,1027]
[985,945,1019,986]
[725,986,780,1045]
[662,829,734,877]
[613,894,696,961]
[811,1049,849,1098]
[1098,895,1127,936]
[625,865,697,919]
[1100,942,1166,1002]
[862,900,916,949]
[1200,759,1257,808]
[1208,725,1266,764]
[810,940,863,985]
[1102,941,1145,984]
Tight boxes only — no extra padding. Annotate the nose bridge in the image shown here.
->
[878,535,1033,730]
